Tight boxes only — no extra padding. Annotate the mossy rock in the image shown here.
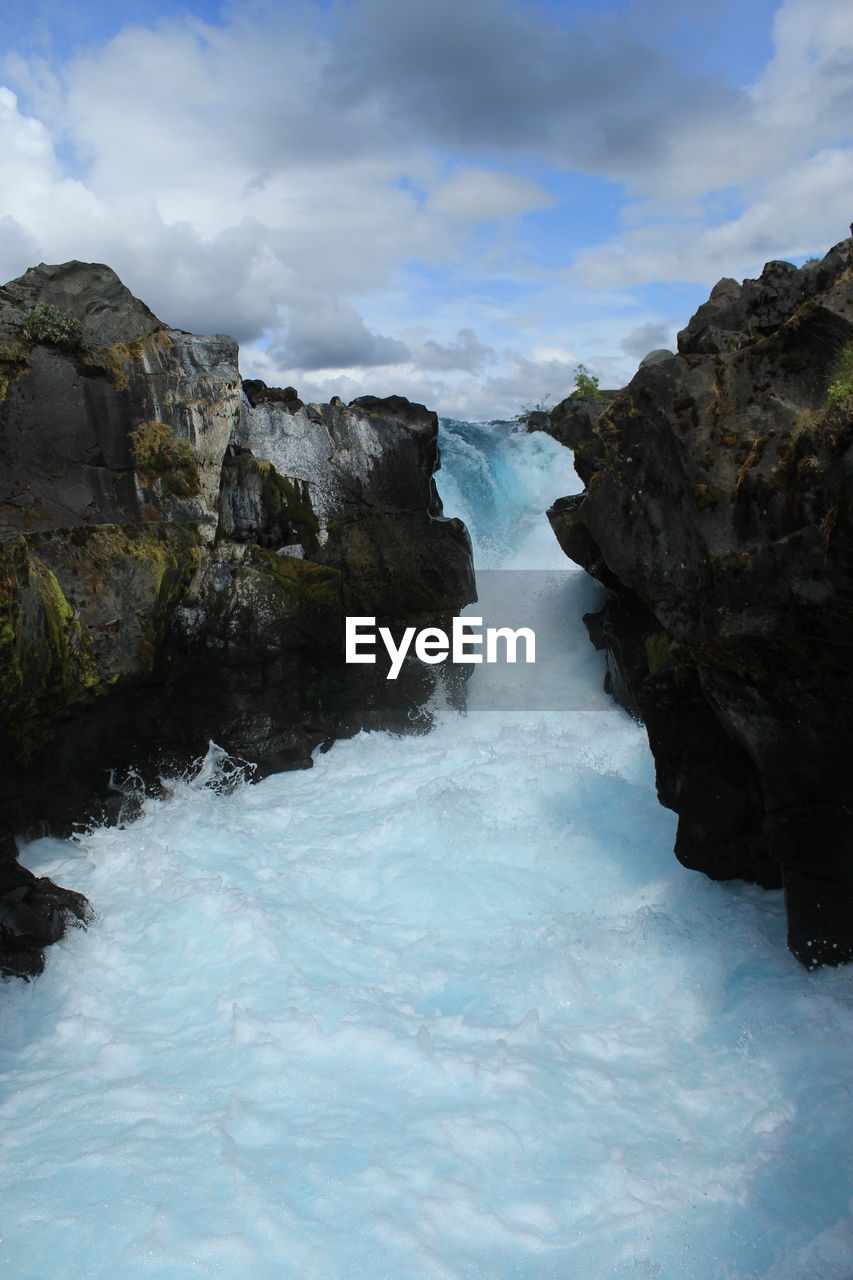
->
[130,420,201,498]
[75,343,129,391]
[205,545,343,656]
[248,546,341,620]
[74,330,169,392]
[643,630,686,675]
[0,336,31,403]
[256,462,320,550]
[0,536,101,764]
[0,524,200,765]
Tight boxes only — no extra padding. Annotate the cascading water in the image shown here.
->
[1,421,852,1280]
[437,417,577,568]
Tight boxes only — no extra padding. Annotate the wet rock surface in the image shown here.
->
[548,235,853,967]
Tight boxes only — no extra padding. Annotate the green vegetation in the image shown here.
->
[257,461,320,549]
[644,630,685,675]
[129,420,201,498]
[0,527,200,764]
[0,537,99,763]
[571,363,604,400]
[773,351,853,493]
[76,342,129,391]
[827,341,853,404]
[0,335,31,402]
[24,303,83,348]
[514,395,552,426]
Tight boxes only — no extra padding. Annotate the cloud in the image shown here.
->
[621,321,675,360]
[571,144,853,290]
[409,328,495,372]
[427,170,554,224]
[325,0,728,183]
[240,339,583,423]
[273,299,411,371]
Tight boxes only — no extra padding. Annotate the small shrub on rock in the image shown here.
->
[571,364,603,400]
[24,303,83,348]
[129,420,201,498]
[827,342,853,404]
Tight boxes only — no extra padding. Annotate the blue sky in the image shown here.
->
[1,0,851,417]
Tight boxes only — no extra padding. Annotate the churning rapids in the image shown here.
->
[2,420,853,1280]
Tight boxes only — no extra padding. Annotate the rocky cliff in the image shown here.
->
[547,236,853,968]
[0,262,474,977]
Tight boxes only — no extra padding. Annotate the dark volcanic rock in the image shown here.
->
[0,264,475,978]
[242,379,303,412]
[548,235,853,967]
[0,851,93,980]
[0,296,239,538]
[532,390,620,451]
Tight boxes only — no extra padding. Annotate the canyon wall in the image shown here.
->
[547,236,853,967]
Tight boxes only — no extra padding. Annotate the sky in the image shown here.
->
[1,0,851,418]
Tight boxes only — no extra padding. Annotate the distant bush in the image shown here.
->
[514,395,552,426]
[571,363,603,400]
[24,303,83,348]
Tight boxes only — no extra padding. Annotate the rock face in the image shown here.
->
[231,389,472,616]
[548,236,853,968]
[0,262,474,977]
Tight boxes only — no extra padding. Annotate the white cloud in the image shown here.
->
[754,0,853,137]
[571,145,853,291]
[621,321,675,361]
[0,87,103,236]
[408,328,495,372]
[427,170,554,223]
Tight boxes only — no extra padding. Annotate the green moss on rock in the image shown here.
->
[74,330,170,392]
[828,341,853,403]
[0,537,101,763]
[255,462,320,550]
[0,336,31,403]
[643,630,685,675]
[75,343,129,391]
[130,420,201,498]
[249,545,339,612]
[0,524,199,765]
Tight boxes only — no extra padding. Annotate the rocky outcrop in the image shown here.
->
[0,262,474,977]
[231,389,473,617]
[539,389,620,450]
[548,236,853,968]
